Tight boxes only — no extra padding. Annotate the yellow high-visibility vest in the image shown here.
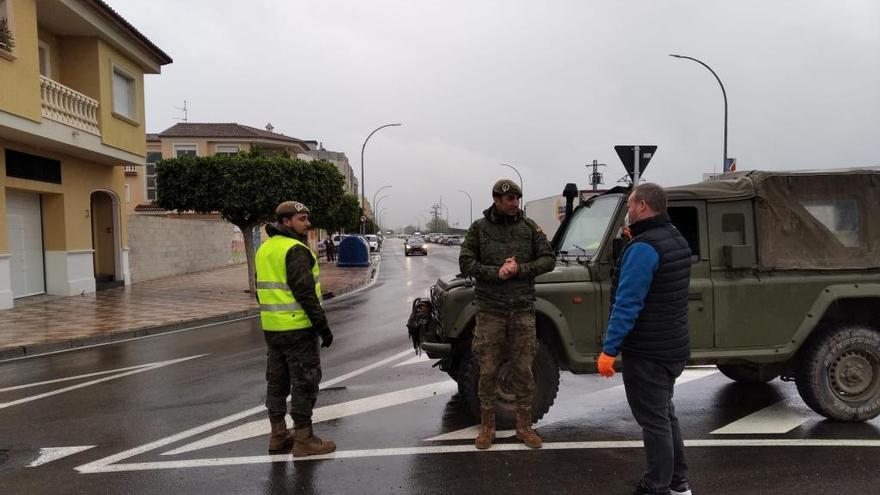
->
[255,235,321,331]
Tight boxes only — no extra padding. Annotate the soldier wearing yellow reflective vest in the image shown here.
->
[255,200,335,457]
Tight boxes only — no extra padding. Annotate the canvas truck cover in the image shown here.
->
[666,168,880,270]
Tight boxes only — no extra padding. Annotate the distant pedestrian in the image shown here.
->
[325,236,336,262]
[597,183,692,495]
[255,200,335,457]
[459,179,555,450]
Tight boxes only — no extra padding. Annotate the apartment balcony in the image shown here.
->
[40,75,100,136]
[123,165,138,176]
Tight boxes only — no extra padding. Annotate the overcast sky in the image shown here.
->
[113,0,880,230]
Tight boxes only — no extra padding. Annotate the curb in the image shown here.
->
[0,309,260,362]
[0,256,383,362]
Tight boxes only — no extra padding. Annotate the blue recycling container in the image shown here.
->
[336,235,370,267]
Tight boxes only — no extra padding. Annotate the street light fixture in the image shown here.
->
[457,189,473,226]
[361,123,401,233]
[372,185,392,220]
[374,195,390,225]
[499,162,523,193]
[378,207,389,229]
[669,54,728,171]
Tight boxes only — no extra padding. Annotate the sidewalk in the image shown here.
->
[0,259,374,360]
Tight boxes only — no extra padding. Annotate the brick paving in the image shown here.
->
[0,259,373,359]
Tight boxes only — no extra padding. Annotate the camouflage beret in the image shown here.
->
[276,201,310,215]
[492,179,522,197]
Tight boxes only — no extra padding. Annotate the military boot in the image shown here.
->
[268,416,293,454]
[514,405,542,449]
[292,425,336,457]
[475,406,495,450]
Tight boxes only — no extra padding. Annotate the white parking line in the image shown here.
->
[75,347,413,474]
[711,400,813,435]
[162,380,457,455]
[0,355,206,410]
[74,439,880,473]
[27,446,95,467]
[1,363,165,392]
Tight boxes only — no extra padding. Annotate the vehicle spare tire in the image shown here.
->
[717,363,778,384]
[796,324,880,422]
[460,340,559,429]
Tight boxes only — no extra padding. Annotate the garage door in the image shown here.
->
[6,190,45,298]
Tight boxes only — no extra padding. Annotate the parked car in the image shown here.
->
[405,237,427,256]
[363,234,380,252]
[445,235,462,246]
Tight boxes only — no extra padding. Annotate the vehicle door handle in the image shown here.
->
[688,292,703,302]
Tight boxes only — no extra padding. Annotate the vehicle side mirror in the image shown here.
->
[723,244,755,270]
[612,237,625,262]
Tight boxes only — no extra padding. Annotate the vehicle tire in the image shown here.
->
[795,324,880,422]
[717,363,778,384]
[405,252,410,257]
[460,340,560,429]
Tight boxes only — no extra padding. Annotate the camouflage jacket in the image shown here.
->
[459,205,555,314]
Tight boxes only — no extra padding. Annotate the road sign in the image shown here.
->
[615,145,657,184]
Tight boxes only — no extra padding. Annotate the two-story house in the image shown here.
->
[0,0,171,309]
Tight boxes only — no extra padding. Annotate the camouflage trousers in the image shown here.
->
[264,330,322,428]
[472,310,536,408]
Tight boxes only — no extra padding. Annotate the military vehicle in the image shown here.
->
[407,169,880,426]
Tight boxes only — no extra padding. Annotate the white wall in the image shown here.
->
[128,216,242,283]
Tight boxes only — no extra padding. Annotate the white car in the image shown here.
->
[364,234,380,252]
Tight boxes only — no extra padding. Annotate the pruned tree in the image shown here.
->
[156,154,346,294]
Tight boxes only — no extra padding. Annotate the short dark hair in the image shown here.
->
[632,183,667,215]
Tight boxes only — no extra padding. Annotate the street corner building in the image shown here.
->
[0,0,171,309]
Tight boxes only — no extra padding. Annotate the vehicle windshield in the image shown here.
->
[557,194,622,257]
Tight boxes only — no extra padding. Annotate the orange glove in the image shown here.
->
[597,352,616,378]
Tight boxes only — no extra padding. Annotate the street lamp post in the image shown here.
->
[378,208,388,229]
[500,162,526,213]
[669,54,728,171]
[499,163,524,192]
[372,185,392,221]
[374,195,390,227]
[457,189,473,226]
[361,123,401,233]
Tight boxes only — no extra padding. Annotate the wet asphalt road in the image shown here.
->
[1,238,879,494]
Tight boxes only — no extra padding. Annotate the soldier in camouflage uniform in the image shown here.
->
[255,201,335,457]
[459,179,556,450]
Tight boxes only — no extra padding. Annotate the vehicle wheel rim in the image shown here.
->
[496,361,518,406]
[829,349,880,402]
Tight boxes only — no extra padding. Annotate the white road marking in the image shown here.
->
[0,363,163,392]
[73,439,880,473]
[163,380,457,455]
[425,368,718,442]
[393,353,431,367]
[75,347,414,474]
[425,427,517,442]
[0,355,206,410]
[711,400,813,435]
[27,446,95,467]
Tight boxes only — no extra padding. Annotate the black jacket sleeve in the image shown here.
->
[285,245,328,331]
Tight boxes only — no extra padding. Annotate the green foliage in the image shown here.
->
[0,18,15,51]
[323,194,362,233]
[155,154,347,230]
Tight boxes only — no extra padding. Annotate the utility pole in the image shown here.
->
[173,100,188,123]
[586,160,606,191]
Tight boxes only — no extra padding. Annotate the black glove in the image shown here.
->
[316,326,333,348]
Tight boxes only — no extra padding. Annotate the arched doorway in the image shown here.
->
[90,190,122,290]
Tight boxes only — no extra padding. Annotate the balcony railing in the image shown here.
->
[40,75,100,135]
[123,165,138,176]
